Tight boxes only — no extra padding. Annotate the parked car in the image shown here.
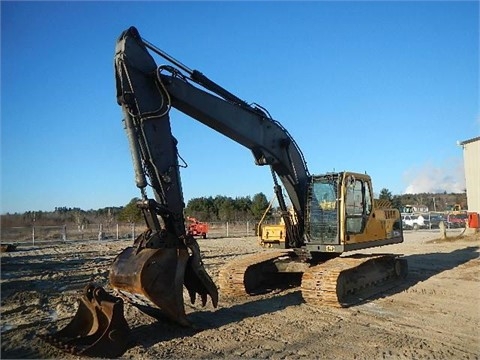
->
[446,213,468,228]
[426,214,447,229]
[402,214,429,230]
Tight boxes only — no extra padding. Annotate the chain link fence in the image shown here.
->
[1,221,256,246]
[1,223,138,246]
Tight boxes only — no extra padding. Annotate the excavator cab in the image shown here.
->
[305,172,403,254]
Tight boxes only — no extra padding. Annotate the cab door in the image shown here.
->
[344,174,372,236]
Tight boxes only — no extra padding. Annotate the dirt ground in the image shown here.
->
[1,228,479,359]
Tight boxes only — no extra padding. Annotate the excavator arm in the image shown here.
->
[114,26,311,248]
[110,27,224,327]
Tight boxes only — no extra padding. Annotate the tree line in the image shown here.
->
[378,189,467,213]
[116,193,270,224]
[1,189,467,227]
[1,193,271,227]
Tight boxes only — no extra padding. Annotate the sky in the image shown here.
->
[1,1,478,214]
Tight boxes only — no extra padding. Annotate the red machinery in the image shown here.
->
[187,217,209,239]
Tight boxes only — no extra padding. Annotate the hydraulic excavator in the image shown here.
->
[42,27,407,357]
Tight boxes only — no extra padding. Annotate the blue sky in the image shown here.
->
[1,1,478,214]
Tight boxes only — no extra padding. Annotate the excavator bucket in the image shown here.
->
[109,232,218,327]
[40,283,131,358]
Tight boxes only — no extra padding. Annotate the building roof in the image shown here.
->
[459,136,480,146]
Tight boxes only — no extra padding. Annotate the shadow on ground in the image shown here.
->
[355,245,479,304]
[129,245,479,350]
[131,290,302,348]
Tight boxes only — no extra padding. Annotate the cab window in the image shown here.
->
[345,176,370,234]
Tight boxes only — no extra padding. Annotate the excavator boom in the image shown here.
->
[116,27,311,248]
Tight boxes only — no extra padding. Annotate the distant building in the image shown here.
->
[458,136,480,213]
[402,204,429,214]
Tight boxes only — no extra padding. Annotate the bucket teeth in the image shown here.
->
[109,232,218,326]
[183,235,219,308]
[39,284,131,358]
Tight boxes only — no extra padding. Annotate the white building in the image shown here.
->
[459,136,480,213]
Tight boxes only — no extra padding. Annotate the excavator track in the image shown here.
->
[219,251,408,308]
[218,250,292,298]
[301,254,408,308]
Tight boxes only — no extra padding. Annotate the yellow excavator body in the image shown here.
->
[220,172,406,309]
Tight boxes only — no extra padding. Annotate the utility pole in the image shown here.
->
[32,211,36,245]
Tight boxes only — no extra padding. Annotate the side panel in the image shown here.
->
[260,224,286,248]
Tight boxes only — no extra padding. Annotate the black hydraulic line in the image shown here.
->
[142,38,193,75]
[142,38,249,107]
